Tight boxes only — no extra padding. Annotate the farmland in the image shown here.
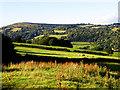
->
[1,22,120,89]
[11,42,120,71]
[71,42,95,49]
[13,42,119,59]
[34,34,68,39]
[15,46,119,60]
[2,42,120,89]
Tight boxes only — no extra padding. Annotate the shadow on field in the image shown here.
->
[17,50,61,55]
[4,53,119,64]
[2,53,120,72]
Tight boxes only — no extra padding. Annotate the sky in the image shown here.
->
[0,0,119,27]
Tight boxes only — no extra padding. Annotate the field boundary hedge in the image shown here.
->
[13,42,109,56]
[14,43,71,52]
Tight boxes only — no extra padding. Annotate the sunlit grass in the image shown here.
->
[14,46,119,59]
[11,28,22,32]
[54,30,66,33]
[49,34,68,38]
[112,28,119,31]
[33,34,67,39]
[2,61,120,88]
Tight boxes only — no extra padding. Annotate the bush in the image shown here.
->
[106,48,113,54]
[26,40,32,44]
[49,37,58,46]
[39,36,50,45]
[92,46,104,51]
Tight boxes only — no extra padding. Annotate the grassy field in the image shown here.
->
[2,42,120,89]
[34,34,67,39]
[14,46,119,60]
[13,42,109,55]
[2,61,120,88]
[71,42,92,45]
[54,30,66,33]
[112,28,119,31]
[11,28,22,32]
[49,34,67,38]
[13,43,120,72]
[79,25,93,27]
[71,42,95,49]
[111,52,120,57]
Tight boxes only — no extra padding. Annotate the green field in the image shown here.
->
[2,42,120,89]
[112,28,119,31]
[11,28,22,32]
[49,34,67,38]
[71,42,92,45]
[71,42,95,49]
[13,42,109,56]
[111,52,120,57]
[34,34,67,39]
[15,46,119,60]
[13,42,120,72]
[54,30,66,33]
[2,61,120,88]
[13,42,119,60]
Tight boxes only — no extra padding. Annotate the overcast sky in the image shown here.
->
[0,0,119,27]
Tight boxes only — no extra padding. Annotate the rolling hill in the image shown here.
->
[0,22,120,50]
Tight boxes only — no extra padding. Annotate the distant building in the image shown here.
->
[112,48,118,52]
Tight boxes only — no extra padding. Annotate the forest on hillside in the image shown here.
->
[0,22,120,50]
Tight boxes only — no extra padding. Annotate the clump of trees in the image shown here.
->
[2,34,16,64]
[14,36,26,43]
[32,36,73,48]
[92,46,104,51]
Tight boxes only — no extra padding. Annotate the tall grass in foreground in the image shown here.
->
[2,61,120,88]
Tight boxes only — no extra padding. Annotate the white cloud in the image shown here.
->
[91,13,118,24]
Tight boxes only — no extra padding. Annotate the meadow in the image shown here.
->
[34,34,68,39]
[13,43,120,71]
[71,42,95,49]
[15,46,119,60]
[13,42,119,60]
[2,61,120,88]
[2,42,120,89]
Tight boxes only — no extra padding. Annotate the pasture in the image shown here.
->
[112,28,119,31]
[2,42,120,89]
[54,30,66,33]
[13,43,120,72]
[14,46,119,60]
[71,42,95,49]
[11,28,22,32]
[34,34,67,39]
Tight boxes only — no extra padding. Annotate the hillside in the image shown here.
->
[0,22,120,50]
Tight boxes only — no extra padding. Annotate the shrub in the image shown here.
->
[106,48,113,54]
[49,37,58,46]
